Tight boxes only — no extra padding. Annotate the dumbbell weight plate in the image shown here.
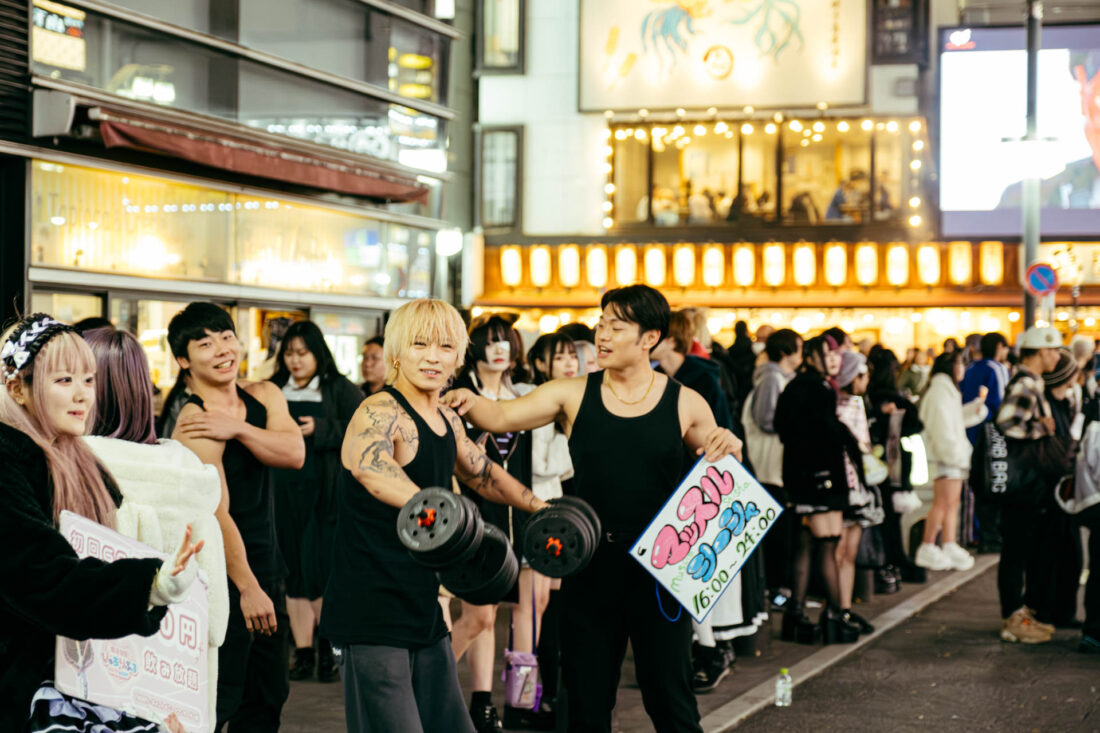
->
[523,505,594,578]
[555,496,602,542]
[438,523,517,605]
[397,488,475,567]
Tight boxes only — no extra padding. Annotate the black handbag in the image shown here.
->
[855,525,887,569]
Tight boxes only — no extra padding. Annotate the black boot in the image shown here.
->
[470,700,503,733]
[316,637,339,683]
[821,608,860,645]
[842,610,875,634]
[691,644,730,693]
[781,604,821,645]
[288,647,315,681]
[874,565,900,595]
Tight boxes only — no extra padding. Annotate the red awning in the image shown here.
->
[97,114,429,204]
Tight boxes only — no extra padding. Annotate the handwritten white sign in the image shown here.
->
[55,511,210,732]
[631,456,783,623]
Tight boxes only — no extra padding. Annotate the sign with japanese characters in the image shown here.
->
[631,456,782,622]
[55,511,210,732]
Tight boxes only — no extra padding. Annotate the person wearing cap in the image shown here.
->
[994,326,1064,644]
[834,351,877,635]
[915,350,988,573]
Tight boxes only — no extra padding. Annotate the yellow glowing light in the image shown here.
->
[644,245,667,287]
[861,119,873,131]
[602,217,614,229]
[707,106,718,116]
[789,120,803,132]
[501,245,522,287]
[909,196,921,208]
[702,245,724,287]
[909,120,922,133]
[979,241,1004,285]
[634,128,647,142]
[908,214,923,227]
[603,128,612,140]
[601,162,613,175]
[765,123,777,134]
[800,139,809,147]
[529,245,552,288]
[855,243,878,286]
[605,183,616,194]
[602,201,613,213]
[559,244,581,288]
[886,244,910,287]
[538,315,560,333]
[912,140,925,152]
[639,108,649,117]
[741,123,754,135]
[615,245,638,285]
[824,243,847,287]
[602,145,614,157]
[614,129,627,141]
[694,124,707,136]
[792,243,815,287]
[948,241,972,285]
[676,108,686,117]
[802,129,812,137]
[733,244,755,287]
[837,121,850,132]
[1008,311,1021,323]
[916,244,940,286]
[910,159,922,171]
[673,243,695,287]
[812,121,825,133]
[652,126,667,138]
[714,121,729,134]
[886,121,899,133]
[586,246,608,288]
[762,243,785,287]
[812,133,823,142]
[672,125,685,137]
[911,312,923,323]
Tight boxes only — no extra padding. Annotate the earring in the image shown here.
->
[393,358,400,367]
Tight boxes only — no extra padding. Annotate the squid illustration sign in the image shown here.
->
[55,511,210,732]
[580,0,867,111]
[631,455,783,622]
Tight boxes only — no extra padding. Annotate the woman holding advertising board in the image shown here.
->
[0,314,202,733]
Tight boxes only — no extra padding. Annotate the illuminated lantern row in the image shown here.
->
[497,242,1005,289]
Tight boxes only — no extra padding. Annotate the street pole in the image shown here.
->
[1023,0,1042,328]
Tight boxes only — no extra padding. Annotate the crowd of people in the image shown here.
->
[1,292,1097,733]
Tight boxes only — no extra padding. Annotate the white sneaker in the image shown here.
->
[941,543,975,571]
[915,543,952,571]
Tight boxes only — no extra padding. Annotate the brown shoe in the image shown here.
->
[1023,607,1056,635]
[1001,610,1053,644]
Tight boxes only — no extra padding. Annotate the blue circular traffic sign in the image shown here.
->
[1025,263,1059,298]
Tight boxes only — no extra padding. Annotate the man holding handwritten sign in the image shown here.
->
[446,285,742,733]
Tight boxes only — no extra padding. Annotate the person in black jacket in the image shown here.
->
[270,320,365,683]
[774,334,862,644]
[0,314,202,733]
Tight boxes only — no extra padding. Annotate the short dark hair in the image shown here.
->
[73,316,112,334]
[167,302,235,359]
[1020,347,1039,360]
[364,336,384,350]
[270,320,340,387]
[600,285,670,347]
[823,326,848,346]
[556,322,595,344]
[667,311,694,355]
[765,329,801,362]
[526,333,577,385]
[980,332,1008,359]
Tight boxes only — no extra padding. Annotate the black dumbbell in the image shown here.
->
[397,488,483,568]
[438,523,519,606]
[522,496,601,578]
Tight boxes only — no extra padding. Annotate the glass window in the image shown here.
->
[782,120,872,223]
[30,291,103,323]
[740,125,778,221]
[612,128,650,225]
[313,310,385,383]
[872,120,917,223]
[480,128,520,229]
[235,307,307,381]
[32,160,434,298]
[480,0,523,71]
[30,6,448,171]
[108,297,190,393]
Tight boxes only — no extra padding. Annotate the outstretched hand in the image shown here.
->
[171,525,204,577]
[441,388,478,416]
[696,427,743,463]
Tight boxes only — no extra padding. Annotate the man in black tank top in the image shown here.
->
[446,286,743,733]
[168,303,306,732]
[321,299,549,733]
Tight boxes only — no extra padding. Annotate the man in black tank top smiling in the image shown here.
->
[321,299,549,733]
[168,303,306,732]
[445,285,743,733]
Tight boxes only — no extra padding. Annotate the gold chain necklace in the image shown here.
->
[603,370,656,405]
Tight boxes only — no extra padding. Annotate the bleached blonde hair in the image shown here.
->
[0,326,116,527]
[383,299,469,385]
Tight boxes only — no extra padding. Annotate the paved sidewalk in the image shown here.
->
[737,564,1099,732]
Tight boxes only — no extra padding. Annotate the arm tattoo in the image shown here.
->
[445,408,541,512]
[355,398,418,478]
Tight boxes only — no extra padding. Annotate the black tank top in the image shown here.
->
[320,386,456,648]
[186,387,285,586]
[568,371,683,536]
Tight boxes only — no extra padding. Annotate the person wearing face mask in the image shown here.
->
[774,334,862,644]
[360,337,386,396]
[0,314,203,733]
[269,321,365,683]
[448,315,534,733]
[169,303,306,731]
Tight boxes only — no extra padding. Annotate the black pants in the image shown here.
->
[761,483,794,592]
[997,505,1047,619]
[216,580,290,732]
[561,544,701,733]
[974,495,1003,550]
[1029,506,1083,625]
[1079,504,1100,640]
[340,637,473,733]
[538,589,562,702]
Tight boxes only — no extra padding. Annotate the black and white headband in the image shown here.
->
[2,313,75,381]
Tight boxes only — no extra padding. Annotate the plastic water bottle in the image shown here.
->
[774,667,792,707]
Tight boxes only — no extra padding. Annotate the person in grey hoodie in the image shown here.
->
[743,329,802,599]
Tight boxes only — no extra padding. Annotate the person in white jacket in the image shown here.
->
[916,350,988,572]
[80,325,228,728]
